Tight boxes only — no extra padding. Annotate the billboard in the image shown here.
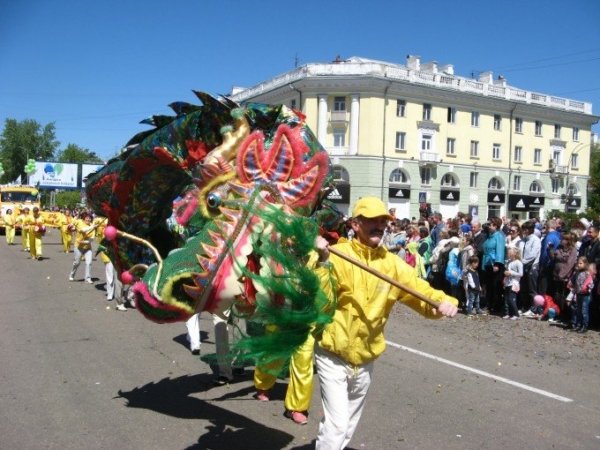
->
[81,163,105,185]
[28,162,78,188]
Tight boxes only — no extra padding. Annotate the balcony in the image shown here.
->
[330,111,349,123]
[419,151,441,166]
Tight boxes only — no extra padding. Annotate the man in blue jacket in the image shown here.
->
[538,219,561,295]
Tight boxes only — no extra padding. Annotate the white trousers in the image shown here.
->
[70,247,92,280]
[315,347,374,450]
[186,309,238,380]
[186,313,202,351]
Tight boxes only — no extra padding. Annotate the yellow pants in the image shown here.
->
[29,233,42,259]
[61,229,72,252]
[253,332,315,412]
[21,229,30,250]
[5,226,15,244]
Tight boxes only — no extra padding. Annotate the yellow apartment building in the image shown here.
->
[231,56,599,220]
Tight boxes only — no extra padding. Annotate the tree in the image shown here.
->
[56,143,104,164]
[0,119,59,183]
[55,190,83,209]
[587,142,600,214]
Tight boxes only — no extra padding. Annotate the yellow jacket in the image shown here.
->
[3,214,15,227]
[315,238,458,366]
[74,220,96,250]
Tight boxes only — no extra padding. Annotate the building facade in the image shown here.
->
[231,56,598,220]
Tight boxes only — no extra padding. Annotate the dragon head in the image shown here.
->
[86,92,338,328]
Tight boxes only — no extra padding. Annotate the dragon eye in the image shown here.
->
[206,192,222,210]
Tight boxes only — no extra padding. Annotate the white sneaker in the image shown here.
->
[85,278,93,284]
[69,276,75,281]
[115,304,127,311]
[522,310,534,317]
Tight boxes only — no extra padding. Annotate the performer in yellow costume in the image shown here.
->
[69,213,99,283]
[16,207,31,252]
[27,206,46,260]
[3,208,16,245]
[59,209,75,253]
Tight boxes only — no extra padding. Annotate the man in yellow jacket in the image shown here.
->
[312,197,458,450]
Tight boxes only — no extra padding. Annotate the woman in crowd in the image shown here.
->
[482,217,506,314]
[552,232,578,322]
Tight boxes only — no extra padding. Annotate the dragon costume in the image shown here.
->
[86,92,342,365]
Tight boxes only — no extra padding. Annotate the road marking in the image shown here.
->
[386,341,573,403]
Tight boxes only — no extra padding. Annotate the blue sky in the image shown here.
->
[1,0,599,161]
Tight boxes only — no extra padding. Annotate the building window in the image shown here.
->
[389,168,409,184]
[395,132,406,151]
[447,107,456,123]
[396,99,406,117]
[332,165,350,182]
[551,178,560,194]
[493,114,502,131]
[534,148,542,165]
[552,149,562,165]
[420,167,432,185]
[566,183,579,197]
[571,153,579,169]
[446,138,456,155]
[573,127,579,141]
[423,103,432,121]
[530,181,543,193]
[469,172,478,188]
[333,130,345,147]
[514,146,522,163]
[488,205,501,218]
[515,117,523,133]
[421,135,432,151]
[441,173,458,187]
[488,177,504,190]
[554,124,561,139]
[513,175,522,191]
[290,99,297,109]
[334,96,346,112]
[535,120,542,136]
[471,111,480,127]
[492,143,501,160]
[470,140,479,158]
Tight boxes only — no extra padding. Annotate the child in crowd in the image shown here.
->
[568,258,595,333]
[464,256,482,315]
[523,294,561,322]
[503,247,523,320]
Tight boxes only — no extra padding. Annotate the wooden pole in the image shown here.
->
[328,247,441,309]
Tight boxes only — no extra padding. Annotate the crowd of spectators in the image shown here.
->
[380,210,600,333]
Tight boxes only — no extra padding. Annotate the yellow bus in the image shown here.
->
[0,185,41,231]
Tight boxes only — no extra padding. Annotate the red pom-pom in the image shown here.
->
[104,225,118,241]
[121,271,134,285]
[67,224,75,232]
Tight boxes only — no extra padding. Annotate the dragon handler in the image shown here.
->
[313,197,458,450]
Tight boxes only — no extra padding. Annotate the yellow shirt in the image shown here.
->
[315,238,458,366]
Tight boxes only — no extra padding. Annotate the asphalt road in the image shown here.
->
[1,231,599,449]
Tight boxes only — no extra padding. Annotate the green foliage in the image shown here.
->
[55,190,82,209]
[0,119,59,183]
[587,142,600,214]
[56,143,104,164]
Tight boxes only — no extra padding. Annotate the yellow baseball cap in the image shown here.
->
[352,197,393,220]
